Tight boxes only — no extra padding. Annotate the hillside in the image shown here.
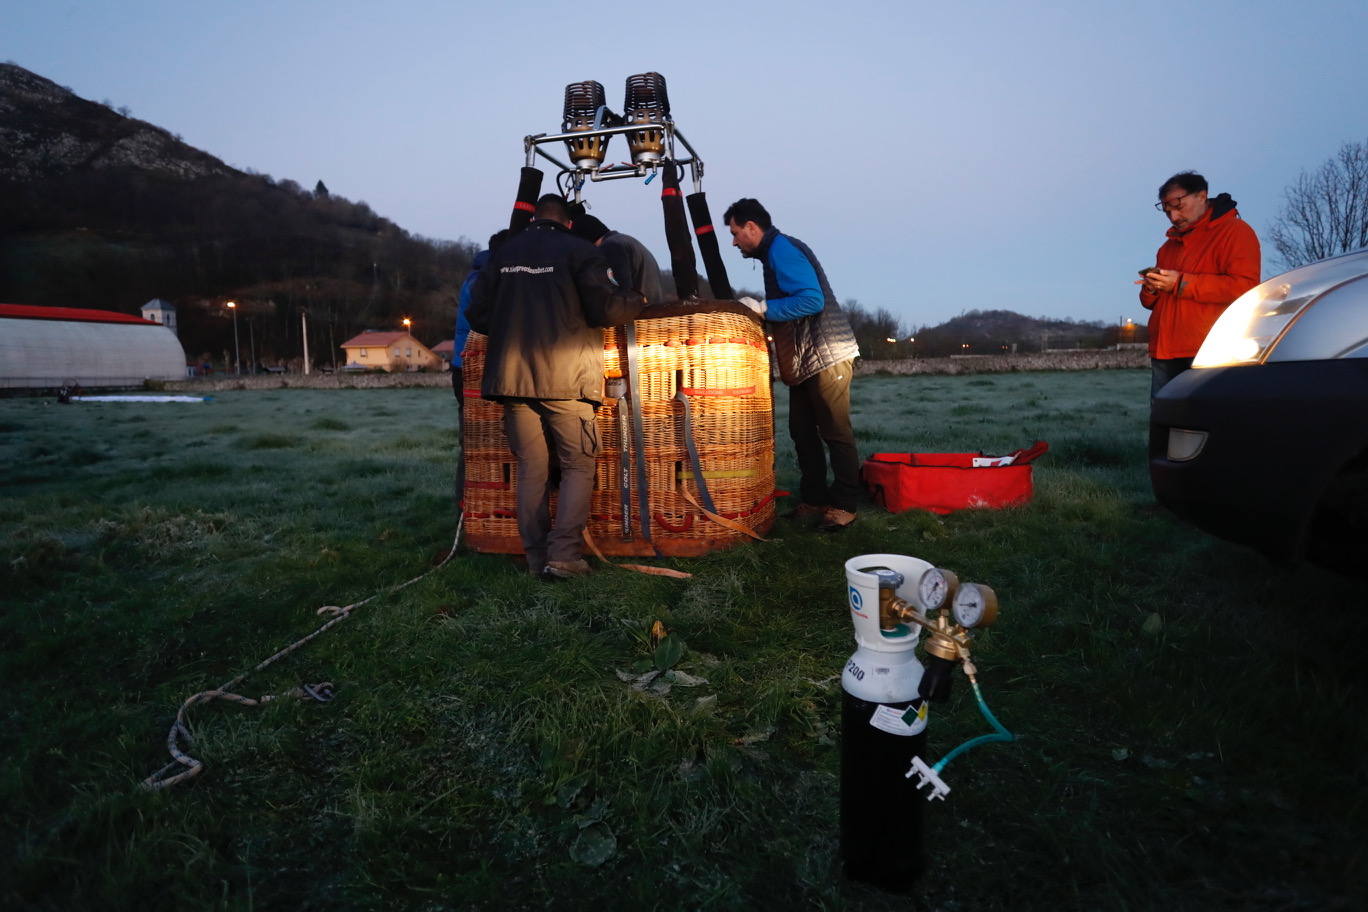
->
[916,308,1125,353]
[0,62,474,368]
[847,303,1139,359]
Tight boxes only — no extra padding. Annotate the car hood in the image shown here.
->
[1262,247,1368,362]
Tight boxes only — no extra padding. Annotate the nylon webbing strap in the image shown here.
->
[673,389,717,514]
[624,321,652,543]
[582,529,692,578]
[678,486,768,542]
[612,383,632,538]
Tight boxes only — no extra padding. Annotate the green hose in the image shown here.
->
[932,679,1014,774]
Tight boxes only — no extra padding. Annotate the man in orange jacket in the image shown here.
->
[1139,171,1261,395]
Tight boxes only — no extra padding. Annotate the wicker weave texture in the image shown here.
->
[462,312,775,556]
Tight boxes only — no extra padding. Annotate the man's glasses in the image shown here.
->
[1155,192,1193,212]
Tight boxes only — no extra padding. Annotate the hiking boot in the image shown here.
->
[819,507,857,532]
[542,558,592,580]
[786,502,828,522]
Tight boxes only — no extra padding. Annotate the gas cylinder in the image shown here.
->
[840,554,933,892]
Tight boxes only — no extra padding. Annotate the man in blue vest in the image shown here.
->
[724,198,861,531]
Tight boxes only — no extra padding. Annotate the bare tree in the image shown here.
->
[1268,138,1368,269]
[844,299,909,360]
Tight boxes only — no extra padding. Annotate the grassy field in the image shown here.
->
[2,372,1364,911]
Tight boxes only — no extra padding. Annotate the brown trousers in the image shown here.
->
[502,399,600,565]
[789,359,860,512]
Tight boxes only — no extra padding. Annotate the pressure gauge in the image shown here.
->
[917,568,959,612]
[952,583,999,628]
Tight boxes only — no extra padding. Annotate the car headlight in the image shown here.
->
[1192,281,1310,368]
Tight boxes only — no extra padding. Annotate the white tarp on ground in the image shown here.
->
[0,319,188,388]
[70,396,209,403]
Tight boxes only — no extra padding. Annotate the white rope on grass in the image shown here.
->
[141,514,464,791]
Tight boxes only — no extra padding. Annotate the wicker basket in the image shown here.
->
[462,310,775,556]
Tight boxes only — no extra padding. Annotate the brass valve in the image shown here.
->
[877,585,915,631]
[919,612,971,665]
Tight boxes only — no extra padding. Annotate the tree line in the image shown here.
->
[1,167,476,369]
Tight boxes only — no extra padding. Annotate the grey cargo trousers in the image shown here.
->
[502,398,600,567]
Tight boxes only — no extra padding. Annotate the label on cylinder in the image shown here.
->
[870,703,928,736]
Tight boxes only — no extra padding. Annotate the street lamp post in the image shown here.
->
[226,301,240,375]
[400,317,414,369]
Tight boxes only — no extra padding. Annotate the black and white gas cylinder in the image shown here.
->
[839,553,1015,892]
[840,554,936,891]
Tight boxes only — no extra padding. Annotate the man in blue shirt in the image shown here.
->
[453,230,509,402]
[724,198,861,531]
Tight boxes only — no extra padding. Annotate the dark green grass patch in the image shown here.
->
[1,376,1364,911]
[241,432,297,449]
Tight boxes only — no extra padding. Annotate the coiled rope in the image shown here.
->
[141,515,464,791]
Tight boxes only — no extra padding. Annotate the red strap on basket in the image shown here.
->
[653,512,695,533]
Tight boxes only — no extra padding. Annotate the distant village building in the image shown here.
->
[140,298,177,334]
[430,339,455,369]
[339,331,441,372]
[0,303,188,389]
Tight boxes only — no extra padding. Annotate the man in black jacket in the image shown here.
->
[568,213,664,307]
[467,195,645,578]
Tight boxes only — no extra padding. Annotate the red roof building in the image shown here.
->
[1,303,188,388]
[431,339,455,365]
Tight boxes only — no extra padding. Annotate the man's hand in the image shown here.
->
[738,296,767,317]
[1138,268,1180,294]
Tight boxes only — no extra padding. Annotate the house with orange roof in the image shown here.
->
[339,330,442,372]
[430,339,455,369]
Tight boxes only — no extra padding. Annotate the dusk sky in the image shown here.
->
[7,0,1367,332]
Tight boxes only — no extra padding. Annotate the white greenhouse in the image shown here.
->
[0,304,189,389]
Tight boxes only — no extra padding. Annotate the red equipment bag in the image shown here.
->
[861,441,1048,515]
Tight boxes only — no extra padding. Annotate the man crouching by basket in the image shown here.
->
[467,194,646,579]
[725,198,861,532]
